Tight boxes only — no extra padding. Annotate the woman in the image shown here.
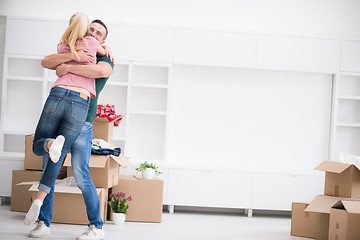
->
[24,12,105,225]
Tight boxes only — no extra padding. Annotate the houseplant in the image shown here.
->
[108,192,132,225]
[135,161,162,180]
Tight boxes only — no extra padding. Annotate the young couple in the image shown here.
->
[24,13,114,240]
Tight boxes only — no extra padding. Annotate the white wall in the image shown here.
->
[1,0,360,40]
[168,66,332,171]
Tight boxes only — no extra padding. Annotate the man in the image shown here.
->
[28,19,114,240]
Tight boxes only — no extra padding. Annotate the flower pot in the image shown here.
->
[142,168,155,180]
[112,212,126,225]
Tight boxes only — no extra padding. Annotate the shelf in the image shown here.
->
[113,137,126,141]
[338,72,360,77]
[131,83,168,89]
[0,152,25,159]
[336,122,360,128]
[6,76,44,82]
[129,110,167,116]
[338,95,360,100]
[3,130,30,135]
[106,82,128,87]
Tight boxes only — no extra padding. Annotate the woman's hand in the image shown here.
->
[76,50,95,63]
[56,63,69,77]
[103,45,115,63]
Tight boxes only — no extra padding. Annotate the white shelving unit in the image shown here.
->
[0,55,172,166]
[330,72,360,158]
[96,61,171,165]
[0,55,45,158]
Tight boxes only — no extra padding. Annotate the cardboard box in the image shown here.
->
[11,170,66,212]
[25,134,66,172]
[111,175,164,223]
[93,117,119,143]
[315,160,360,198]
[25,135,43,170]
[329,200,360,240]
[305,195,350,240]
[291,202,316,238]
[29,183,108,225]
[64,154,131,188]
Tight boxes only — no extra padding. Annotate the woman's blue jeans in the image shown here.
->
[33,87,89,194]
[38,122,103,228]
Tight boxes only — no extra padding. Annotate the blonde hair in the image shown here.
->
[60,13,90,60]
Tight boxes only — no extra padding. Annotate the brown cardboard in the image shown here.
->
[29,183,107,225]
[25,134,66,172]
[111,175,164,223]
[329,200,360,240]
[93,117,120,143]
[291,202,316,238]
[315,160,360,198]
[305,195,352,240]
[11,170,66,212]
[25,134,43,170]
[64,154,130,188]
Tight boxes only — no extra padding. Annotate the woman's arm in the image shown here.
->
[41,50,95,70]
[56,61,113,79]
[97,45,106,56]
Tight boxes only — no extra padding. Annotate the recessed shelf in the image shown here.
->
[8,57,43,78]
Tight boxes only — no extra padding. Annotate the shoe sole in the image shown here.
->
[28,232,50,238]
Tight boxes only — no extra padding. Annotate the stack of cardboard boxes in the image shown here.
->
[56,117,130,224]
[291,160,360,240]
[11,117,130,225]
[12,117,165,224]
[11,134,67,213]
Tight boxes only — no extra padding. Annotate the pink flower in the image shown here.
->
[128,196,132,201]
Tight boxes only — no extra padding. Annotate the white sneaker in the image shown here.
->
[77,225,104,240]
[28,221,50,238]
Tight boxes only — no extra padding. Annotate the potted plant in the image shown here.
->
[135,161,162,180]
[108,192,132,225]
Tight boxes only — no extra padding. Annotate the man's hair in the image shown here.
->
[91,19,108,40]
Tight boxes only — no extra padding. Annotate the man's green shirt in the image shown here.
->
[85,55,114,124]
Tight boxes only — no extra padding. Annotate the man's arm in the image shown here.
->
[56,61,113,79]
[41,51,95,70]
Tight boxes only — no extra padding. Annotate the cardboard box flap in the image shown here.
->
[88,156,108,168]
[305,195,344,214]
[94,116,122,123]
[28,183,102,194]
[314,160,360,173]
[110,155,131,166]
[94,117,110,122]
[64,154,108,168]
[337,200,360,214]
[16,181,38,186]
[64,153,130,168]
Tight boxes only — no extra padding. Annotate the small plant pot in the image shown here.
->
[112,212,126,225]
[142,168,156,180]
